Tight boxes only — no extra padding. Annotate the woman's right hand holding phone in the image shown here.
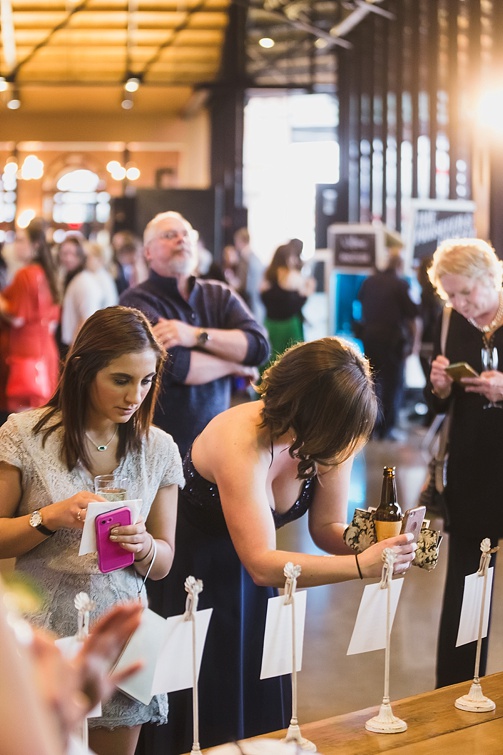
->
[430,354,453,399]
[357,533,416,578]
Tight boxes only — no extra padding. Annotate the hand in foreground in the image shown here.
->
[358,532,416,578]
[29,602,142,747]
[75,601,143,712]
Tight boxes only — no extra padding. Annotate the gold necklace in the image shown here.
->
[84,426,118,452]
[468,293,503,334]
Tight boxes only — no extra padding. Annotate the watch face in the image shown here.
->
[30,510,42,528]
[197,331,209,346]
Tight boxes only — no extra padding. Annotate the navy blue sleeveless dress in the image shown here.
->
[137,448,316,755]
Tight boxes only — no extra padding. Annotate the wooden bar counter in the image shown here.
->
[214,672,503,754]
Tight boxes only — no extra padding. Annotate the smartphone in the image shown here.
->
[400,505,426,542]
[95,507,134,573]
[444,362,479,381]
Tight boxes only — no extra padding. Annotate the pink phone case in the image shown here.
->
[95,507,134,573]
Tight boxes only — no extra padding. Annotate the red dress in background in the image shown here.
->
[0,264,60,411]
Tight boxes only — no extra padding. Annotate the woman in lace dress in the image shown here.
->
[0,306,184,755]
[141,336,416,755]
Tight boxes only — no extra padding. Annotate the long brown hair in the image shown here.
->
[34,306,166,471]
[257,337,377,478]
[26,219,60,304]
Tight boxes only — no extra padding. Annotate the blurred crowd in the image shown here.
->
[0,220,316,425]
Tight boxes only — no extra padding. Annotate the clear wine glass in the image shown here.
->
[480,346,502,409]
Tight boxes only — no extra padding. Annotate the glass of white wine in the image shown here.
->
[480,346,502,409]
[94,474,128,501]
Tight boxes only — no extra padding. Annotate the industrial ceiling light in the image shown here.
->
[6,84,20,109]
[121,92,134,110]
[259,37,275,49]
[124,75,141,93]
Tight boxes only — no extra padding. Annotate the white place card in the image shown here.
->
[260,590,307,679]
[456,567,494,647]
[114,607,213,705]
[347,578,404,655]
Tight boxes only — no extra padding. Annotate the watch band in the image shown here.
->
[35,522,56,537]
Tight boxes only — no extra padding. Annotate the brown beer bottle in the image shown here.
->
[374,466,403,541]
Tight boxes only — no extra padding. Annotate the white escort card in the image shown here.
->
[113,607,213,705]
[260,590,307,679]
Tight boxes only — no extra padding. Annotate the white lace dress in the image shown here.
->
[0,408,184,729]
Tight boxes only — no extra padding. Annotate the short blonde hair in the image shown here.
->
[428,238,503,300]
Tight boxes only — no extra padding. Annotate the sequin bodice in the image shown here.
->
[181,449,316,532]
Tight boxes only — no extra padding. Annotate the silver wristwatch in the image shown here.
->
[29,509,56,537]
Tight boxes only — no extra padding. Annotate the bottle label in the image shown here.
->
[375,519,402,541]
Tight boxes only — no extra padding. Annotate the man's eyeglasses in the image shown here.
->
[155,229,190,241]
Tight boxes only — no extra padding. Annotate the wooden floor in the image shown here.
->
[278,416,503,724]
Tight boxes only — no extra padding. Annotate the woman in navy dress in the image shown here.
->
[138,336,416,755]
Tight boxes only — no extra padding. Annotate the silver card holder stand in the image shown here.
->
[281,562,316,752]
[183,575,205,755]
[365,549,407,734]
[74,592,95,749]
[455,538,499,713]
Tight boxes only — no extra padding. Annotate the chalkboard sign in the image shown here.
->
[407,199,476,262]
[328,223,391,272]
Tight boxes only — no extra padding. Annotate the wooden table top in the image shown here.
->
[227,672,503,755]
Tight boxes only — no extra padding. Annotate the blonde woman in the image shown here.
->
[427,237,503,688]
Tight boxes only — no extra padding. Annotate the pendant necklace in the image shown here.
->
[468,293,503,334]
[84,426,118,452]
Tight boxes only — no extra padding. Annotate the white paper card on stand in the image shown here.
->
[260,590,307,679]
[151,608,213,694]
[347,579,404,655]
[456,567,494,647]
[79,499,141,555]
[114,607,213,704]
[114,608,169,705]
[55,635,101,718]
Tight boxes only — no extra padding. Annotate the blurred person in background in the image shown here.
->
[111,230,148,295]
[234,227,265,323]
[260,238,315,365]
[59,235,120,357]
[0,219,60,422]
[357,249,418,440]
[221,243,242,290]
[0,241,9,291]
[85,240,119,308]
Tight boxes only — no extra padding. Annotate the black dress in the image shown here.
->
[136,449,316,755]
[427,309,503,686]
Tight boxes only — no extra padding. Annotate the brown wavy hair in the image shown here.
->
[257,337,377,479]
[34,306,166,471]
